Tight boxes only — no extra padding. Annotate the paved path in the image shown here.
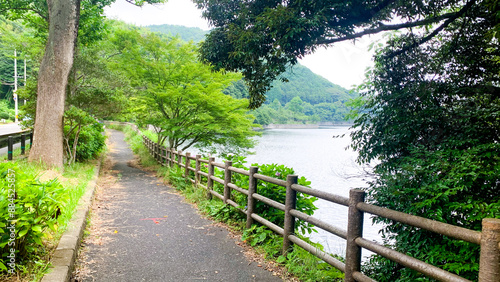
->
[76,130,282,282]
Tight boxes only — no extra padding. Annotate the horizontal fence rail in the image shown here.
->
[0,130,32,160]
[142,135,500,282]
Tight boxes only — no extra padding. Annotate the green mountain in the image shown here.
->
[145,24,357,124]
[146,24,208,43]
[268,64,356,105]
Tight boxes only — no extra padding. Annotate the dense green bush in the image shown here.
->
[70,122,105,162]
[351,11,500,280]
[64,106,105,163]
[0,100,14,121]
[0,163,66,273]
[213,155,318,235]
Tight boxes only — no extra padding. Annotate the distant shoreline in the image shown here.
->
[260,122,353,129]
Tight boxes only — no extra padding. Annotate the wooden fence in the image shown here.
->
[143,136,500,282]
[0,130,32,160]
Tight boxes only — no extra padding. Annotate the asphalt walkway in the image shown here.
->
[76,130,282,282]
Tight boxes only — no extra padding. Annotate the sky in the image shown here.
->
[104,0,377,90]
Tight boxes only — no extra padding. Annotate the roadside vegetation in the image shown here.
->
[0,91,105,280]
[0,159,98,281]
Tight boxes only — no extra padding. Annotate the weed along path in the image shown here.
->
[73,130,282,281]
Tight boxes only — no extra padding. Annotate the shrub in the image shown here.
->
[0,163,67,273]
[64,106,105,163]
[70,122,105,162]
[0,100,15,121]
[217,155,318,235]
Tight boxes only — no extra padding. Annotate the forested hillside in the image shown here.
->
[146,24,357,124]
[0,17,37,122]
[146,24,208,42]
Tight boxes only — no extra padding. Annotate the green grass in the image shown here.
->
[1,146,31,161]
[56,162,96,228]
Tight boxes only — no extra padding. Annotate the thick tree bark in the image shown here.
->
[28,0,80,168]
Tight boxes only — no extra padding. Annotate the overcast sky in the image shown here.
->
[104,0,377,90]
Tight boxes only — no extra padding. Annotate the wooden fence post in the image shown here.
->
[223,161,233,204]
[165,146,168,167]
[152,141,155,161]
[195,155,201,185]
[283,175,298,255]
[345,189,365,282]
[155,142,159,162]
[150,139,153,158]
[154,142,158,161]
[185,152,191,179]
[167,148,174,167]
[7,136,13,160]
[177,150,183,168]
[162,146,166,166]
[479,218,500,281]
[207,157,215,199]
[246,166,259,229]
[21,134,26,155]
[156,143,160,162]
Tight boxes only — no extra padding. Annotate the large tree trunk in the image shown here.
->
[28,0,80,168]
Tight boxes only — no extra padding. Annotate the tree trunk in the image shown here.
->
[28,0,81,168]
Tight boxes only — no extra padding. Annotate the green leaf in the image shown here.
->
[31,225,42,233]
[18,228,28,238]
[0,261,7,271]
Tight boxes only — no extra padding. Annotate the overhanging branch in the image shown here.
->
[387,0,476,58]
[316,5,472,46]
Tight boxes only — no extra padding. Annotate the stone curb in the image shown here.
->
[40,159,101,282]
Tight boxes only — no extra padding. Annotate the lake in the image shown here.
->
[245,126,383,258]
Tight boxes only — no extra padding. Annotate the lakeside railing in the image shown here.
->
[143,135,500,282]
[0,130,32,160]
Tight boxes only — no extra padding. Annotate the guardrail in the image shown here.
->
[143,135,500,282]
[0,130,32,160]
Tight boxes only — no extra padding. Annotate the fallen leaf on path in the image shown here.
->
[141,218,167,224]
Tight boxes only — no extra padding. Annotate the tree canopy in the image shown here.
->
[349,3,500,280]
[0,0,164,168]
[195,0,491,108]
[146,23,358,124]
[109,28,259,155]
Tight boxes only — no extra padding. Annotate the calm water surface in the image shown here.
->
[246,127,382,258]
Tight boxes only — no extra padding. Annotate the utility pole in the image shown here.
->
[24,58,26,105]
[14,49,18,123]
